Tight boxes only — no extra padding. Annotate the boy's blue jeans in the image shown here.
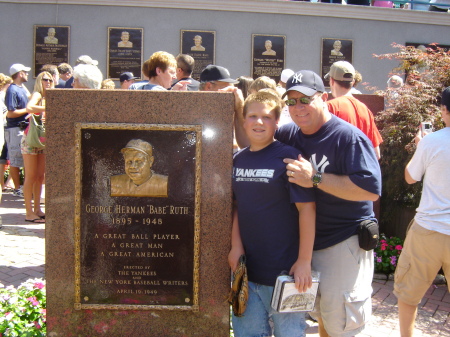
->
[232,281,307,337]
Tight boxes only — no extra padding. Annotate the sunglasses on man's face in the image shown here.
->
[285,95,318,106]
[42,78,53,82]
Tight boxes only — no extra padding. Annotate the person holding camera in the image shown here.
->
[394,87,450,337]
[5,64,31,198]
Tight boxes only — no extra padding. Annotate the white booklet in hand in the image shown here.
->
[271,271,320,313]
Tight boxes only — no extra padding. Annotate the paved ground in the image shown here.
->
[1,191,449,336]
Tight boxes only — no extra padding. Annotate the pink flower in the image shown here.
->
[381,245,386,251]
[377,257,382,263]
[390,256,397,265]
[27,296,39,306]
[34,321,41,329]
[34,282,45,289]
[395,245,403,250]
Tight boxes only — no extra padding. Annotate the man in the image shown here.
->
[56,63,73,88]
[235,70,381,337]
[110,139,168,197]
[119,72,137,89]
[171,54,200,91]
[5,64,31,197]
[65,55,98,88]
[44,27,58,44]
[326,61,383,159]
[199,65,238,91]
[191,35,205,51]
[118,31,133,48]
[394,87,450,337]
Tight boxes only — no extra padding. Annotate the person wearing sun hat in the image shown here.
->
[236,69,382,337]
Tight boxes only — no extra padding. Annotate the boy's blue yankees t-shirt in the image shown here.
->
[232,140,315,286]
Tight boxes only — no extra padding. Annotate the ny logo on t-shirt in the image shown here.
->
[310,154,329,173]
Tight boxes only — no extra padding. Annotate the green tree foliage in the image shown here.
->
[373,43,449,225]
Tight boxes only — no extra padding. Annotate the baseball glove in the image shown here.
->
[227,254,248,317]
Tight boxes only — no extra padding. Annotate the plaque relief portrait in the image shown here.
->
[191,35,206,52]
[262,40,276,56]
[44,27,58,44]
[331,40,344,56]
[110,139,168,197]
[118,31,133,48]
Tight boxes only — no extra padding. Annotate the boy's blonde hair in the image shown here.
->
[243,90,283,120]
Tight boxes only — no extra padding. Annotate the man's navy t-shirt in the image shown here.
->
[233,141,315,286]
[275,115,381,250]
[5,84,28,128]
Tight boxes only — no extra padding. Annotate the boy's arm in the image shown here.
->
[228,202,245,272]
[290,201,316,292]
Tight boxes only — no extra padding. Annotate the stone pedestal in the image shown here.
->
[45,90,234,336]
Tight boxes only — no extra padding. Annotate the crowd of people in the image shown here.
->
[284,0,450,11]
[1,48,449,337]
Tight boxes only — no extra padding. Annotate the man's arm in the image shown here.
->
[289,201,315,292]
[405,131,422,185]
[228,203,245,272]
[6,108,27,118]
[284,156,379,202]
[404,164,418,185]
[219,86,249,149]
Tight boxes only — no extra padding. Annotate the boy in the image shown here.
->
[229,91,316,337]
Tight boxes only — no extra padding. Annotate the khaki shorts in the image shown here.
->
[310,235,374,337]
[394,220,450,306]
[4,127,24,167]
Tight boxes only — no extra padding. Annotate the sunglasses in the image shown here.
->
[42,78,53,82]
[285,94,319,106]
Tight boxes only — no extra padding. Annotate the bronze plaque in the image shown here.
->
[74,123,201,311]
[33,25,70,78]
[251,34,286,83]
[180,30,216,80]
[321,38,353,87]
[107,27,144,80]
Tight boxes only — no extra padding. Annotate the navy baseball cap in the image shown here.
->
[119,72,137,82]
[199,65,238,84]
[282,70,325,98]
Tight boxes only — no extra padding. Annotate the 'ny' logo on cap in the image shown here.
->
[292,73,303,84]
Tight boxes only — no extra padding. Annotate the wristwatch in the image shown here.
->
[312,172,322,188]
